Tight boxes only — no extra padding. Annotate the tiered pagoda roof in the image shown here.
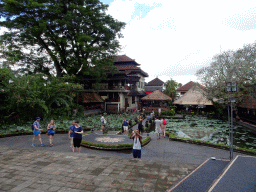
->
[113,55,148,77]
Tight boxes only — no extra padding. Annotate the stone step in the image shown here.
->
[167,158,230,192]
[208,155,256,192]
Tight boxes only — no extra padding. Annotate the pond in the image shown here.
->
[166,115,256,150]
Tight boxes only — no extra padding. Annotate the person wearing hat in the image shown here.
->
[32,117,44,147]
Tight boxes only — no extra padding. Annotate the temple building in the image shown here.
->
[81,55,148,113]
[144,77,164,94]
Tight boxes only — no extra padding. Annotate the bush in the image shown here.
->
[168,109,175,116]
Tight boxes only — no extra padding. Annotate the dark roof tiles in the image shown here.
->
[176,81,194,91]
[146,77,164,86]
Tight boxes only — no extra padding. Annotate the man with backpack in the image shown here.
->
[32,117,44,147]
[161,117,167,138]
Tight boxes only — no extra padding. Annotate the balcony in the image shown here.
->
[98,85,130,90]
[105,97,120,102]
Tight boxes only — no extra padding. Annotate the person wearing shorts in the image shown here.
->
[100,114,105,131]
[68,121,75,151]
[73,120,83,153]
[47,120,56,147]
[32,117,44,147]
[155,117,161,140]
[161,117,167,138]
[123,117,129,135]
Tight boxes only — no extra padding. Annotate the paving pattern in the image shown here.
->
[0,118,249,191]
[0,146,198,192]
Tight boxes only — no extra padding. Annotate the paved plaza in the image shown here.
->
[0,131,247,192]
[0,118,249,191]
[0,146,198,192]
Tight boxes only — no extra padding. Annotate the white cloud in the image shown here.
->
[107,0,256,83]
[146,74,200,86]
[0,27,8,35]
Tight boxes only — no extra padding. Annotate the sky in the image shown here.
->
[1,1,256,85]
[100,0,256,85]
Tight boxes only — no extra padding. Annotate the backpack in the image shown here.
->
[31,123,34,131]
[163,120,167,125]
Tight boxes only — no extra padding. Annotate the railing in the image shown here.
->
[105,97,120,102]
[97,85,129,90]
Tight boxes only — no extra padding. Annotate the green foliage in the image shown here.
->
[165,115,256,150]
[166,131,256,154]
[81,136,151,149]
[0,0,126,80]
[161,109,175,116]
[0,70,83,125]
[196,43,256,105]
[163,79,178,106]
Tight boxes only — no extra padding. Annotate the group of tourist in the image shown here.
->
[32,117,84,153]
[31,110,167,158]
[155,117,167,139]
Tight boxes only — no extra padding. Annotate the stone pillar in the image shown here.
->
[119,93,125,110]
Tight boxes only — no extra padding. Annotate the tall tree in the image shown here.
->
[0,0,125,80]
[164,79,178,105]
[196,42,256,104]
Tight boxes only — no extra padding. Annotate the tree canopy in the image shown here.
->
[196,42,256,104]
[163,79,178,105]
[0,0,125,80]
[0,68,84,125]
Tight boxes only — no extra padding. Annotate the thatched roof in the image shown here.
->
[79,92,104,103]
[174,86,214,105]
[141,90,172,101]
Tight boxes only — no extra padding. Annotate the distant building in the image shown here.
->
[237,84,256,124]
[82,55,148,113]
[141,90,171,112]
[176,81,194,97]
[145,77,164,94]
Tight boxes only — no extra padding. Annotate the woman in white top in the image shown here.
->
[155,117,161,139]
[130,129,142,158]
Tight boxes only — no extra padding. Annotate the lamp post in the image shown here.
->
[226,82,238,160]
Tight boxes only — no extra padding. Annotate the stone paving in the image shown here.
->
[0,146,198,192]
[0,118,249,191]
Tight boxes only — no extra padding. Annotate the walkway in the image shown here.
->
[0,146,198,192]
[0,119,250,191]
